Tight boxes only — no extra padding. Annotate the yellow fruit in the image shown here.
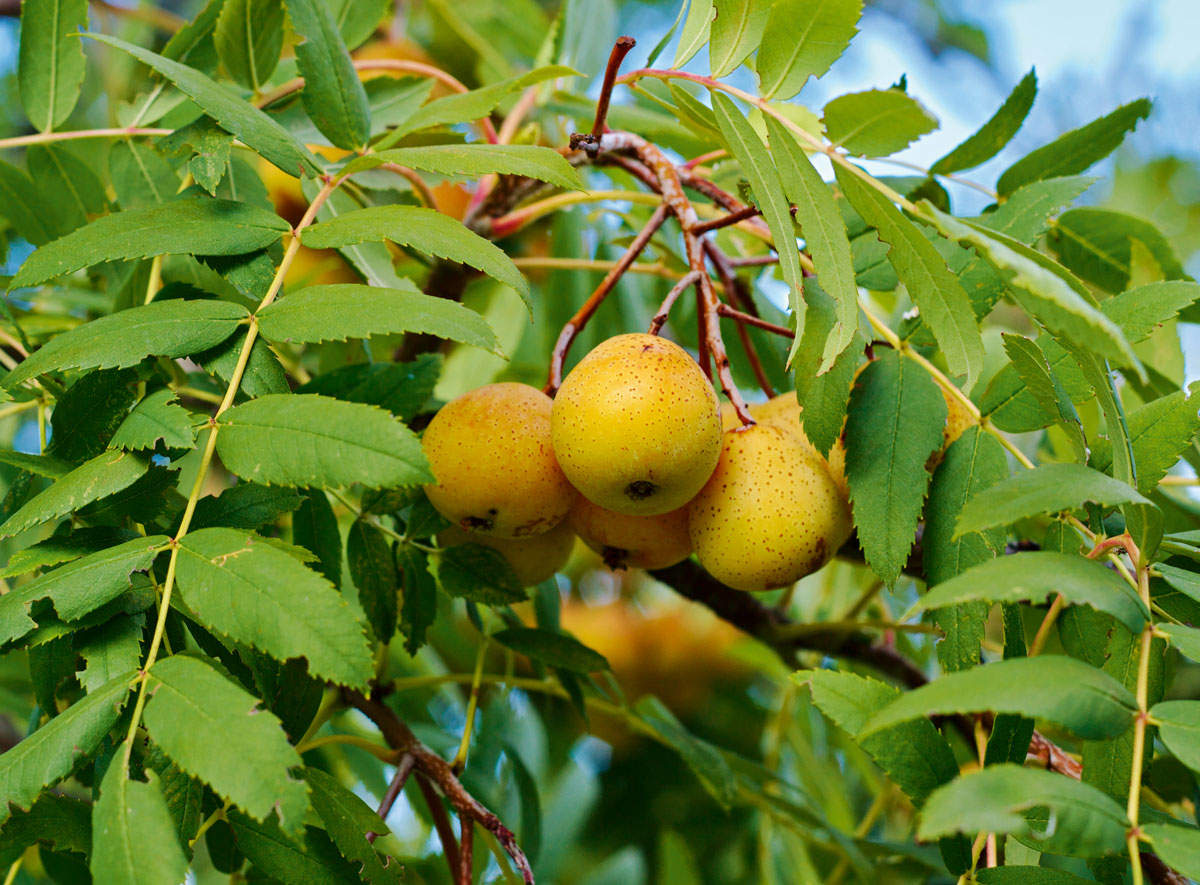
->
[438,518,575,586]
[720,395,848,495]
[689,424,852,592]
[552,334,721,515]
[422,383,575,537]
[569,496,692,570]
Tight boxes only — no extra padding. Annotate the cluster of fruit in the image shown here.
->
[421,333,854,592]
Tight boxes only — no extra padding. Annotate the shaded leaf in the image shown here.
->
[347,519,397,640]
[931,70,1036,175]
[436,543,527,605]
[110,388,196,451]
[492,627,609,673]
[303,767,401,885]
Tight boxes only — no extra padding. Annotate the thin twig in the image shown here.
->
[591,37,637,140]
[648,270,701,335]
[459,820,475,885]
[417,774,462,881]
[692,204,761,235]
[367,753,416,844]
[715,302,794,338]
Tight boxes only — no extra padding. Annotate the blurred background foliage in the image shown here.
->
[0,0,1197,883]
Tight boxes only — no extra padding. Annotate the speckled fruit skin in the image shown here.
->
[422,383,575,537]
[689,424,853,592]
[552,333,722,516]
[721,396,848,496]
[438,519,575,586]
[569,495,692,570]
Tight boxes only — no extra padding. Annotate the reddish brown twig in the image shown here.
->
[648,271,701,335]
[367,753,416,844]
[591,37,637,141]
[692,204,761,235]
[716,303,795,338]
[706,248,776,398]
[684,149,727,169]
[728,254,779,268]
[459,820,475,885]
[417,775,461,880]
[543,205,670,395]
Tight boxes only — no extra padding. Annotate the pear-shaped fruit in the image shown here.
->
[569,495,692,570]
[689,424,852,592]
[720,395,847,496]
[422,383,574,537]
[438,518,575,586]
[552,333,721,515]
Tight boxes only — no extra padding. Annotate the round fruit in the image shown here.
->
[438,518,575,586]
[689,424,853,592]
[569,495,692,570]
[552,333,722,515]
[721,395,847,495]
[422,383,575,537]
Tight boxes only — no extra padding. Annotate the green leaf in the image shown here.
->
[912,552,1149,634]
[91,764,189,885]
[861,655,1135,740]
[296,354,442,421]
[303,767,401,885]
[756,0,861,99]
[1001,333,1085,458]
[836,169,981,386]
[0,794,92,867]
[110,388,196,451]
[28,143,107,237]
[143,654,309,832]
[436,543,527,605]
[165,119,234,196]
[918,765,1128,858]
[228,812,358,883]
[1106,281,1200,338]
[301,205,531,312]
[257,283,500,354]
[342,144,584,191]
[980,175,1095,244]
[709,0,769,78]
[1049,208,1185,294]
[791,291,860,455]
[823,90,938,157]
[397,545,436,655]
[923,428,1009,672]
[844,351,945,585]
[47,367,140,462]
[1159,623,1200,664]
[0,451,153,539]
[766,115,856,368]
[920,204,1141,373]
[805,669,958,806]
[0,672,133,825]
[347,519,397,641]
[18,0,88,132]
[176,527,374,688]
[1091,387,1200,495]
[108,141,181,208]
[214,0,284,91]
[492,627,609,673]
[997,98,1152,195]
[3,299,248,389]
[291,489,342,583]
[673,0,713,67]
[1142,823,1200,878]
[77,615,145,694]
[87,34,322,178]
[955,463,1150,538]
[0,159,55,245]
[11,198,287,290]
[976,870,1094,885]
[285,0,369,149]
[216,394,431,489]
[711,92,807,350]
[0,451,73,478]
[325,0,388,49]
[0,526,135,578]
[195,329,289,397]
[635,695,737,809]
[931,70,1036,175]
[191,483,304,531]
[1151,701,1200,774]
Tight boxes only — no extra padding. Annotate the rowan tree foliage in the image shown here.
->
[0,0,1198,883]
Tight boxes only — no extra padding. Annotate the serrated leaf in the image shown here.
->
[1001,333,1085,458]
[0,526,136,578]
[756,0,861,99]
[862,655,1135,740]
[110,388,196,451]
[836,169,981,386]
[91,764,189,885]
[216,394,430,489]
[176,527,374,688]
[997,98,1152,195]
[0,672,133,825]
[1108,281,1200,337]
[436,543,526,605]
[195,329,289,397]
[301,180,409,289]
[844,351,945,585]
[492,627,609,673]
[285,0,369,149]
[291,488,341,584]
[296,354,441,421]
[767,115,856,368]
[823,89,938,157]
[162,118,234,196]
[0,159,55,245]
[1091,387,1200,494]
[302,205,531,312]
[88,34,322,178]
[1049,208,1185,294]
[0,451,153,539]
[913,552,1148,634]
[931,70,1036,175]
[920,203,1141,373]
[980,175,1095,244]
[191,482,304,530]
[108,141,181,208]
[77,615,145,694]
[10,198,288,289]
[229,812,358,883]
[18,0,88,132]
[711,92,807,349]
[214,0,284,91]
[955,463,1149,538]
[257,283,500,354]
[709,0,769,78]
[919,765,1128,858]
[1142,823,1200,877]
[303,768,402,885]
[347,520,397,641]
[143,654,309,831]
[397,545,436,655]
[791,286,860,456]
[0,793,92,867]
[4,300,248,389]
[805,669,958,806]
[47,367,140,462]
[0,451,73,478]
[343,144,584,191]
